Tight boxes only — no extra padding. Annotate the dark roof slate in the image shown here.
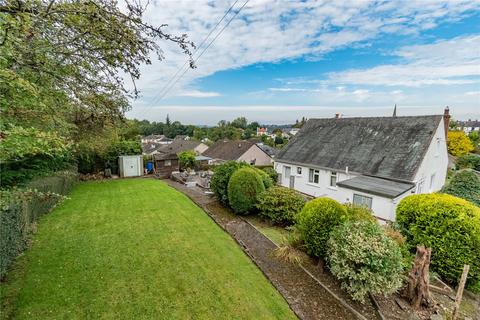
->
[337,176,415,198]
[156,139,203,155]
[276,115,442,181]
[203,140,255,161]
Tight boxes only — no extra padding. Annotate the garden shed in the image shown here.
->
[118,155,143,178]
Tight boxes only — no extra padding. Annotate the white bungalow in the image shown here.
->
[274,108,451,222]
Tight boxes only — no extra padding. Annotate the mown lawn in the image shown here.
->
[0,179,296,319]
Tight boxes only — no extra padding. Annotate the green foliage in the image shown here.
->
[262,167,278,183]
[456,154,480,171]
[447,131,475,156]
[256,186,306,225]
[327,221,404,302]
[441,170,480,206]
[210,161,249,205]
[0,170,77,279]
[254,168,273,189]
[0,125,74,186]
[227,168,265,215]
[178,150,196,170]
[343,203,376,222]
[295,198,348,258]
[396,193,480,288]
[383,223,414,271]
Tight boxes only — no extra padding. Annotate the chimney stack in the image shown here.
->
[393,104,397,117]
[443,106,450,139]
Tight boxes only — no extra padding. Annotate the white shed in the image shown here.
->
[118,155,144,178]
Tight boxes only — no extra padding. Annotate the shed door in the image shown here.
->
[124,157,138,177]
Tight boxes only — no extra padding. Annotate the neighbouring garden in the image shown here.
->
[209,160,480,318]
[0,179,296,320]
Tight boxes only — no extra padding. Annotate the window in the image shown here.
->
[297,167,302,175]
[308,169,319,184]
[330,171,337,187]
[284,166,291,180]
[353,194,373,209]
[164,160,171,166]
[429,173,436,190]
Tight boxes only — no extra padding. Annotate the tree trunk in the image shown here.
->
[404,246,433,309]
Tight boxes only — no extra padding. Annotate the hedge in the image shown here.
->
[0,170,77,279]
[327,220,404,302]
[396,193,480,289]
[210,161,249,206]
[256,186,306,225]
[254,167,273,189]
[441,170,480,206]
[227,167,265,214]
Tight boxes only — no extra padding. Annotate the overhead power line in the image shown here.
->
[154,0,240,101]
[151,0,250,104]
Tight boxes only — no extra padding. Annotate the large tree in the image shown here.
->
[0,0,195,181]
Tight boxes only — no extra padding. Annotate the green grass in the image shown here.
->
[1,179,296,320]
[245,216,292,246]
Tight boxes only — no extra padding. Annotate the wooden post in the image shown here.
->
[404,246,433,309]
[452,264,469,320]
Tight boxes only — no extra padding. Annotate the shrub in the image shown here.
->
[396,193,480,288]
[262,166,278,183]
[178,150,196,170]
[383,224,413,271]
[256,186,306,225]
[227,168,265,214]
[327,220,404,302]
[441,170,480,206]
[295,198,348,258]
[210,161,249,205]
[456,154,480,171]
[343,203,376,223]
[447,131,474,157]
[254,168,273,189]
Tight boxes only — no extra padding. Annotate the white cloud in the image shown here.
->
[130,0,480,100]
[177,90,221,97]
[326,35,480,87]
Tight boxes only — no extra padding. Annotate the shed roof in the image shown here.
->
[337,175,415,198]
[203,140,255,161]
[276,115,443,181]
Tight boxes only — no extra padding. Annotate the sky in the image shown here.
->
[126,0,480,125]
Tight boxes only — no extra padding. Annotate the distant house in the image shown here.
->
[153,138,209,177]
[141,134,173,144]
[275,109,450,222]
[142,142,164,155]
[457,119,480,134]
[256,127,268,136]
[256,143,278,159]
[203,140,273,166]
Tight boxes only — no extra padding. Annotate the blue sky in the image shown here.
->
[127,0,480,125]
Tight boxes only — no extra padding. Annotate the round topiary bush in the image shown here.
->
[256,186,306,225]
[396,193,480,288]
[227,167,265,214]
[296,197,348,258]
[210,161,249,206]
[327,220,404,302]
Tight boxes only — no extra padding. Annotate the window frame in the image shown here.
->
[164,159,171,167]
[330,171,337,187]
[352,194,373,209]
[308,168,320,184]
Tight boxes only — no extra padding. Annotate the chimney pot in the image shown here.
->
[443,106,451,139]
[335,113,340,119]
